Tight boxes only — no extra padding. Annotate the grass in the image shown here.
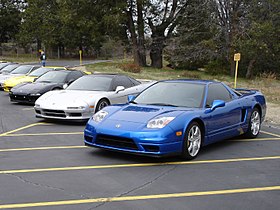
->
[86,60,280,104]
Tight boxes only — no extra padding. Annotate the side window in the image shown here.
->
[206,83,232,107]
[113,76,134,89]
[67,71,83,82]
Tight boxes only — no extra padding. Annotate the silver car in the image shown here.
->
[34,74,154,120]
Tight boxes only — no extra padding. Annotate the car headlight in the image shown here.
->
[92,110,108,123]
[30,93,41,96]
[147,117,175,129]
[34,104,40,108]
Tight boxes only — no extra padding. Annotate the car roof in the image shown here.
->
[160,79,221,85]
[86,73,123,78]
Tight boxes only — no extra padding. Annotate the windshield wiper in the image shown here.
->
[148,103,178,107]
[38,81,52,83]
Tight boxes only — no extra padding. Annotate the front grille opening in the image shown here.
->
[42,109,66,118]
[96,134,138,150]
[142,145,160,152]
[69,113,82,117]
[84,135,93,143]
[35,110,41,114]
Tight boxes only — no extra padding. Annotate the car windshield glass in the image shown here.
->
[134,82,206,108]
[11,66,32,74]
[36,71,68,83]
[0,63,9,69]
[67,76,112,91]
[28,67,51,77]
[0,64,20,73]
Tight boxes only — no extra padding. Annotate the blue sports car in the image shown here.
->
[84,80,266,159]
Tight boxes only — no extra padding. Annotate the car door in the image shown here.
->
[204,83,242,143]
[110,76,136,104]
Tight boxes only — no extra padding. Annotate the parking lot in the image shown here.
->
[0,90,280,210]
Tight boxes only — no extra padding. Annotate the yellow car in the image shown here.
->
[3,66,66,92]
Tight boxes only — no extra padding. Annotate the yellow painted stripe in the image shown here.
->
[0,123,47,137]
[0,146,86,152]
[0,156,279,174]
[0,186,279,209]
[261,131,280,138]
[231,137,280,142]
[3,132,83,137]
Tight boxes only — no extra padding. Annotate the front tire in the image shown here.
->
[95,99,110,113]
[181,122,203,160]
[245,108,261,138]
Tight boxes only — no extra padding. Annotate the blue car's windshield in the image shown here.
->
[134,82,206,108]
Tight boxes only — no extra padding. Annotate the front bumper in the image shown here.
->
[84,122,183,156]
[10,93,39,104]
[35,107,94,120]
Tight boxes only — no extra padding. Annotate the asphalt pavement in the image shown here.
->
[0,90,280,210]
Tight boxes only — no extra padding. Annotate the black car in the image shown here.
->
[9,70,86,104]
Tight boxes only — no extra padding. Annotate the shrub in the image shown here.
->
[119,63,141,73]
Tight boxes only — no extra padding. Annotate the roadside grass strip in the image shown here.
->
[0,186,279,209]
[0,156,279,174]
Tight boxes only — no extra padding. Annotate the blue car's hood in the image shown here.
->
[107,104,194,123]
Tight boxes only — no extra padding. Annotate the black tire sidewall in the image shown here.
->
[181,121,202,160]
[245,108,261,138]
[95,99,109,113]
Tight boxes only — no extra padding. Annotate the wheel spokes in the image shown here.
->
[187,125,201,157]
[251,111,260,135]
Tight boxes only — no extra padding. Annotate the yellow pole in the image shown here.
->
[79,50,82,65]
[234,60,239,89]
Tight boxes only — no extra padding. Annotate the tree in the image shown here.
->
[237,0,280,78]
[211,0,250,76]
[0,0,24,54]
[165,0,216,69]
[146,0,188,68]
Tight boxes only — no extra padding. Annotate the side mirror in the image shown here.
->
[115,86,125,93]
[205,100,225,113]
[127,95,136,102]
[63,84,68,89]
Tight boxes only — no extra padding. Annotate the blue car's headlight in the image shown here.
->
[147,117,175,129]
[92,110,108,123]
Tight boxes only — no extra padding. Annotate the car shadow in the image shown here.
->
[86,137,240,164]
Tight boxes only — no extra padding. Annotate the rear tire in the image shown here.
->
[181,122,203,160]
[95,99,110,113]
[245,108,261,138]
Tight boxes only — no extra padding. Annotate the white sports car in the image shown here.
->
[34,74,154,120]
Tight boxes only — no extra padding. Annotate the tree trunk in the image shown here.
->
[150,35,164,68]
[246,59,256,79]
[36,39,42,53]
[136,0,146,67]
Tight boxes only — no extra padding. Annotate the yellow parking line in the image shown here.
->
[0,185,279,209]
[0,156,279,174]
[4,132,83,137]
[261,131,280,138]
[0,146,86,152]
[231,137,280,142]
[0,123,48,137]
